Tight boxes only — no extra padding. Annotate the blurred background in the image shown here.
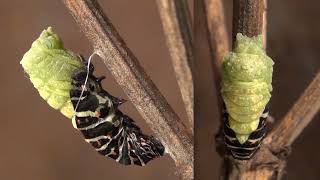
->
[1,0,319,180]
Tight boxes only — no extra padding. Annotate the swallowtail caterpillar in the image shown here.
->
[70,64,164,165]
[221,33,274,160]
[20,27,164,165]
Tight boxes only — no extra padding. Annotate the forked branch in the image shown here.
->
[62,0,193,179]
[156,0,194,127]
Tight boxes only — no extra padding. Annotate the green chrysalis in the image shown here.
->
[221,33,274,144]
[20,27,84,118]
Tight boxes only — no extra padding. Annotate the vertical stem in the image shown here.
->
[204,0,230,73]
[219,0,269,179]
[232,0,265,48]
[202,0,230,127]
[262,0,268,48]
[156,0,194,127]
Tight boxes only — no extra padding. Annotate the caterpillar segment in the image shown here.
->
[223,105,269,160]
[70,65,165,166]
[221,33,274,160]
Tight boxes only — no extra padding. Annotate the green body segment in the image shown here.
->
[221,33,274,144]
[20,27,83,118]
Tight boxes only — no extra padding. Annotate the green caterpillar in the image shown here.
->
[20,27,83,118]
[221,33,274,145]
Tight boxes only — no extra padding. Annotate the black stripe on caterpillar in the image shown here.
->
[223,103,269,160]
[70,63,165,166]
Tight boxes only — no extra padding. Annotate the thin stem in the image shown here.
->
[262,0,267,48]
[62,0,193,179]
[156,0,194,127]
[232,0,265,48]
[204,0,230,74]
[267,72,320,149]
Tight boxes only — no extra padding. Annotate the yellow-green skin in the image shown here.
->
[221,33,274,144]
[20,27,83,118]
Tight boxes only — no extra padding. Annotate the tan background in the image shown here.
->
[1,0,320,180]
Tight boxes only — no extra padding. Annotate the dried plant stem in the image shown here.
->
[232,0,265,46]
[204,0,230,74]
[202,0,230,125]
[62,0,193,179]
[267,72,320,149]
[156,0,194,127]
[262,0,267,48]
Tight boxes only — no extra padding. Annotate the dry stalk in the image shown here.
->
[267,72,320,150]
[201,0,230,129]
[156,0,194,127]
[62,0,193,179]
[262,0,267,48]
[203,0,230,74]
[232,0,265,42]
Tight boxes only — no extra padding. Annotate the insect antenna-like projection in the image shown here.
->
[221,34,274,160]
[70,64,165,166]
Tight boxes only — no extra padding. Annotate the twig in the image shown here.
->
[194,1,227,179]
[62,0,193,179]
[232,0,264,48]
[267,72,320,149]
[262,0,267,48]
[204,0,230,74]
[156,0,194,127]
[202,0,230,132]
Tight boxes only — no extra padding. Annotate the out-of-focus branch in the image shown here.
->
[62,0,193,179]
[202,0,230,121]
[203,0,230,75]
[156,0,194,127]
[267,72,320,150]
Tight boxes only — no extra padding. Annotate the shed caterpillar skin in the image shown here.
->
[221,33,274,160]
[20,27,83,118]
[70,64,165,166]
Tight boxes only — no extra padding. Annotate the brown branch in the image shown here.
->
[202,0,230,120]
[204,0,230,74]
[262,0,267,48]
[232,0,265,48]
[62,0,193,179]
[266,72,320,150]
[156,0,194,127]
